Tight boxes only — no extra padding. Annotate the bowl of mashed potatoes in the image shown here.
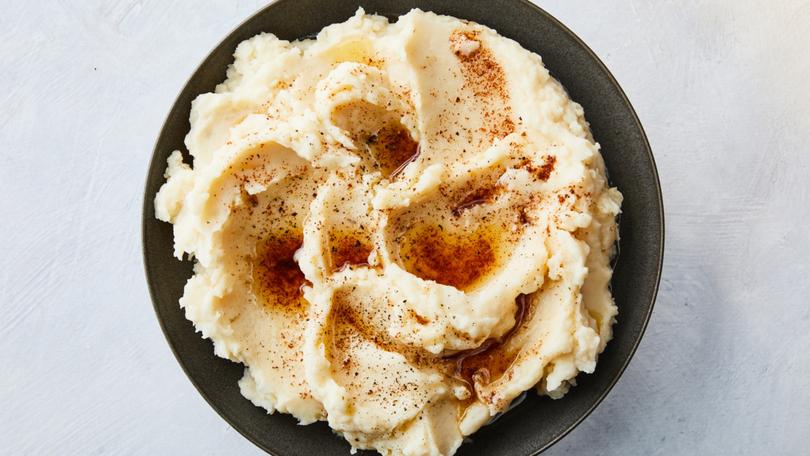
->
[142,1,663,455]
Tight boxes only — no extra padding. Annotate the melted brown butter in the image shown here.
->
[253,232,307,313]
[329,230,374,272]
[450,294,528,389]
[366,122,420,179]
[397,224,498,291]
[326,39,381,67]
[332,101,419,179]
[451,184,501,216]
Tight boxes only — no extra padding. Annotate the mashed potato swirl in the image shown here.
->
[155,8,622,456]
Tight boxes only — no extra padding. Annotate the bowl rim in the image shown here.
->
[141,0,664,454]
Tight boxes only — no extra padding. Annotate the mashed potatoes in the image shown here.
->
[155,8,622,456]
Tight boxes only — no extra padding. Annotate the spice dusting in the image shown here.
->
[450,30,515,140]
[520,155,557,181]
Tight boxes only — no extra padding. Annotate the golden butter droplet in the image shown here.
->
[253,233,307,313]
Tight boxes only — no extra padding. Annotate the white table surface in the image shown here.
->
[2,1,809,454]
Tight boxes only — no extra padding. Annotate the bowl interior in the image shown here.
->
[142,1,663,454]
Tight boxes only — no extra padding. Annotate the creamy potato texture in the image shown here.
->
[155,8,622,456]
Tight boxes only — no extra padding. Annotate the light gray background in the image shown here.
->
[2,0,808,454]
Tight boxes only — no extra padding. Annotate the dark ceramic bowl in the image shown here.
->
[142,0,664,454]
